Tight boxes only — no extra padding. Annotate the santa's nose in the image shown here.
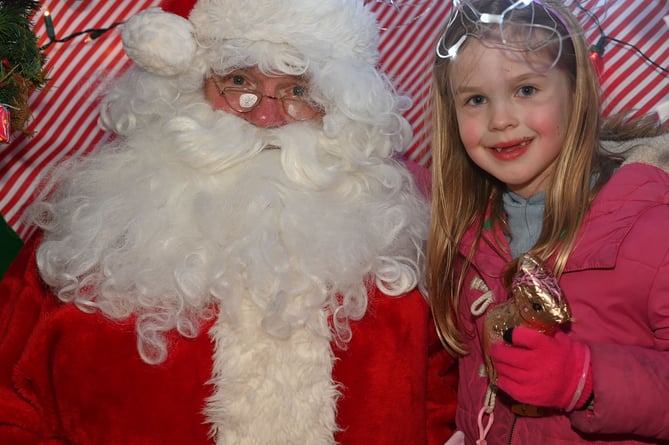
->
[244,96,290,128]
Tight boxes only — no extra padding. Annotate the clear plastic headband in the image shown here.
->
[436,0,606,72]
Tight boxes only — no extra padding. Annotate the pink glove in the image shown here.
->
[489,326,593,411]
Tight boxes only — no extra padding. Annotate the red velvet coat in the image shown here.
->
[0,239,457,445]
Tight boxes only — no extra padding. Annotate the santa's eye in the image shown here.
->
[231,75,246,86]
[217,71,255,88]
[278,84,308,98]
[291,85,307,97]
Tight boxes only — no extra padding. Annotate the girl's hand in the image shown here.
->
[489,326,592,411]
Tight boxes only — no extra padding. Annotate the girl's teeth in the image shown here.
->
[494,140,529,152]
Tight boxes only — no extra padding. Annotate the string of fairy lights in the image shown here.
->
[39,10,123,50]
[38,0,669,76]
[572,2,668,76]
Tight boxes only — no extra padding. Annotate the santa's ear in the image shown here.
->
[122,7,196,76]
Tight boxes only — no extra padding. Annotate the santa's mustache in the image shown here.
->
[155,108,320,176]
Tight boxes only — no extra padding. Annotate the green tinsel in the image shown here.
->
[0,0,48,131]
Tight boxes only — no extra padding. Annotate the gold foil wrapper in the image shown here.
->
[482,253,572,416]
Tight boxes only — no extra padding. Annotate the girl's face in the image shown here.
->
[450,38,572,198]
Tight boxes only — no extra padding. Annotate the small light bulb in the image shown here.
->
[480,13,502,24]
[447,35,468,59]
[44,10,56,41]
[589,51,603,75]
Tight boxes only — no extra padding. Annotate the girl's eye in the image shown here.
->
[518,85,537,97]
[466,95,486,106]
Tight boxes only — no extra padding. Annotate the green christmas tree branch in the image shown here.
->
[0,0,48,119]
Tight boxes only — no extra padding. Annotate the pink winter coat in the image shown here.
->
[455,161,669,444]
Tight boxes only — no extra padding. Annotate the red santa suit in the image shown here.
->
[0,0,456,444]
[0,239,456,445]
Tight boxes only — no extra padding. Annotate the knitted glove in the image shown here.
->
[489,327,593,411]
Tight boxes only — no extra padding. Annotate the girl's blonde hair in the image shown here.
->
[427,0,608,354]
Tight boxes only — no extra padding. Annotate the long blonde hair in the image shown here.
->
[427,0,607,354]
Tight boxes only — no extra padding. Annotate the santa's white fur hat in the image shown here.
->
[121,7,196,76]
[120,0,411,151]
[124,0,380,75]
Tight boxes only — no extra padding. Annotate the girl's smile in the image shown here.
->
[488,137,533,159]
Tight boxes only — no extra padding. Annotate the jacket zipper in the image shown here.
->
[507,414,518,445]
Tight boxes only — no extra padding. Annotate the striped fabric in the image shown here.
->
[1,0,667,240]
[0,0,162,239]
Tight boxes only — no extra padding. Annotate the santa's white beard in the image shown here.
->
[33,104,428,363]
[33,104,427,444]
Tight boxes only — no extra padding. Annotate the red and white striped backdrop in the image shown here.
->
[1,0,668,240]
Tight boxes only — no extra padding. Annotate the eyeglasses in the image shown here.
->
[436,0,568,72]
[211,75,323,121]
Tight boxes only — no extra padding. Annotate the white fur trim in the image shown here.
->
[603,134,669,172]
[122,0,380,78]
[122,7,196,76]
[206,299,339,444]
[189,0,380,67]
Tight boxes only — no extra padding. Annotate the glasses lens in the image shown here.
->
[223,88,260,112]
[222,87,322,120]
[282,98,322,121]
[238,92,260,109]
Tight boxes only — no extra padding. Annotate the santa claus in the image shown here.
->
[0,0,456,444]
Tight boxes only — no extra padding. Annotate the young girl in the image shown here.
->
[427,0,669,443]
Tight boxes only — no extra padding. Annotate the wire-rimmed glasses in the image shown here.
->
[210,73,323,121]
[436,0,567,72]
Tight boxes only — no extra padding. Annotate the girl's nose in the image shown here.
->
[489,102,518,131]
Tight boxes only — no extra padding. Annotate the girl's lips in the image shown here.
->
[487,138,532,160]
[490,138,532,152]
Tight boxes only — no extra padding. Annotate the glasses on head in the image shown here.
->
[436,0,568,72]
[210,73,323,121]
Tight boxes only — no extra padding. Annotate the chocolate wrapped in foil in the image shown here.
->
[483,253,572,416]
